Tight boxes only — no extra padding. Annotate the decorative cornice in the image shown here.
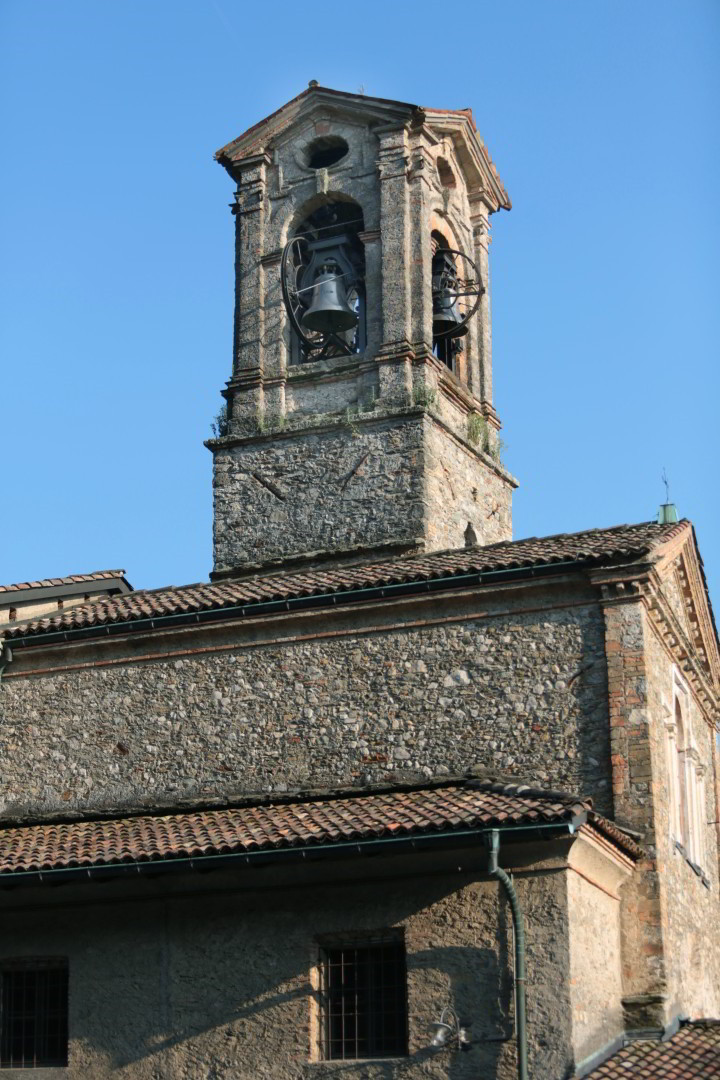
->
[644,572,720,729]
[591,540,720,730]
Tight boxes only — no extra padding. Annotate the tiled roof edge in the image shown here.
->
[2,521,686,643]
[0,775,640,868]
[0,569,129,595]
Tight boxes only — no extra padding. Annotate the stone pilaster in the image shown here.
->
[227,154,271,435]
[469,195,493,406]
[407,143,434,355]
[600,590,669,1031]
[376,126,413,407]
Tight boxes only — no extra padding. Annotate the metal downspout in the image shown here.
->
[0,644,12,688]
[488,829,528,1080]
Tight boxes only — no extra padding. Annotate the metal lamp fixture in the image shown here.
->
[429,1007,471,1051]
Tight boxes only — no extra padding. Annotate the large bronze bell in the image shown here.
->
[432,250,468,338]
[301,261,358,334]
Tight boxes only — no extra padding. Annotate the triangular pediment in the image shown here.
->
[215,86,416,170]
[215,85,510,211]
[651,523,720,692]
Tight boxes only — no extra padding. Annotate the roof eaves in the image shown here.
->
[0,775,637,881]
[0,569,130,596]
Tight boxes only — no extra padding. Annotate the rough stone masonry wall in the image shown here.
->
[423,417,512,552]
[0,597,611,820]
[0,854,588,1080]
[212,415,427,572]
[212,410,513,573]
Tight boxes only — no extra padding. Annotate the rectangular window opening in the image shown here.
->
[318,932,407,1061]
[0,962,69,1069]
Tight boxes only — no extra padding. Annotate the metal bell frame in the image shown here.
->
[281,233,363,361]
[431,247,485,340]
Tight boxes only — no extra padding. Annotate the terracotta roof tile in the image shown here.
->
[586,1021,720,1078]
[2,521,687,641]
[0,569,129,596]
[0,780,639,878]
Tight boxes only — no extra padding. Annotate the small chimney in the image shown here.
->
[658,468,678,524]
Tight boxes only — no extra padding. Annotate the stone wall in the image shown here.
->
[423,415,511,552]
[0,840,621,1079]
[211,411,513,573]
[211,414,426,572]
[0,592,611,821]
[568,854,625,1063]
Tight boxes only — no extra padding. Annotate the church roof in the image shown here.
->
[0,568,130,596]
[585,1019,720,1078]
[1,519,690,643]
[0,778,639,881]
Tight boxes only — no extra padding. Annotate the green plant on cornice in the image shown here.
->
[211,403,229,438]
[467,411,490,451]
[492,437,509,464]
[467,412,508,463]
[412,383,437,408]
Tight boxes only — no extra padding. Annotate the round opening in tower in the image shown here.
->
[305,136,349,170]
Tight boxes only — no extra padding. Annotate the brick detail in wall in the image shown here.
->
[601,596,667,1027]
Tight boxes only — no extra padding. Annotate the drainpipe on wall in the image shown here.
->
[0,643,12,688]
[488,829,528,1080]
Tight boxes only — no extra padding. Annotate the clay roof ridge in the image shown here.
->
[508,518,688,550]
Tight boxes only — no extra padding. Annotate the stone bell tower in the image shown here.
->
[208,84,516,577]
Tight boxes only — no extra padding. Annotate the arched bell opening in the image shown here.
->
[430,228,484,382]
[431,230,460,375]
[283,198,366,365]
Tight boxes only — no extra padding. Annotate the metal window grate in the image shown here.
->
[0,964,68,1069]
[319,934,408,1061]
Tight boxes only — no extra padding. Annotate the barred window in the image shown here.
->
[318,933,408,1060]
[0,961,68,1069]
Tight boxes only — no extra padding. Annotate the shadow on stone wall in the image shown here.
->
[46,871,519,1078]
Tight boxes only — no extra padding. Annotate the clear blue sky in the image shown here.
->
[1,1,718,608]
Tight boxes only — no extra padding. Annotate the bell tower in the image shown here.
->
[208,85,516,577]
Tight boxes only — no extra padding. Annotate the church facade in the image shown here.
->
[0,86,718,1080]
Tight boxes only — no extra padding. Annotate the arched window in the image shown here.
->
[670,678,705,868]
[674,698,689,849]
[287,199,366,365]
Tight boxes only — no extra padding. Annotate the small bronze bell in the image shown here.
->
[432,250,468,338]
[301,262,358,334]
